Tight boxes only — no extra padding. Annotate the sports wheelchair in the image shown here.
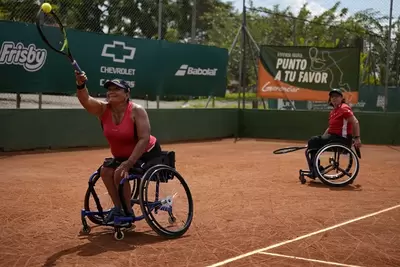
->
[80,150,194,241]
[273,141,361,187]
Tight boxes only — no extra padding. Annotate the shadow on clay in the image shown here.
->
[307,180,363,191]
[42,227,190,266]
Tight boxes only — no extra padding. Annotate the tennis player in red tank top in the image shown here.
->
[75,71,162,224]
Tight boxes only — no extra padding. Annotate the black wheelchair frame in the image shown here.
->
[299,142,362,187]
[273,142,361,187]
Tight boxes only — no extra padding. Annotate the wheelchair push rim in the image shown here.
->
[139,164,194,238]
[314,143,360,187]
[273,146,307,154]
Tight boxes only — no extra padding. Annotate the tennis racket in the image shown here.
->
[354,145,362,159]
[273,146,307,154]
[35,5,82,73]
[273,144,361,158]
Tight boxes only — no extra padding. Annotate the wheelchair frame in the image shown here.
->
[80,150,194,241]
[299,142,361,187]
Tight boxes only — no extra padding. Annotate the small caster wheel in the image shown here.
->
[299,175,306,184]
[114,230,124,241]
[168,216,176,224]
[80,226,91,235]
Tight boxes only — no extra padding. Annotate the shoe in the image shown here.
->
[104,206,123,225]
[115,208,135,227]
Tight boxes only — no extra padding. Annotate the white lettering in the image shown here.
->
[284,71,297,82]
[187,67,217,76]
[298,71,328,83]
[0,42,47,72]
[276,58,307,70]
[261,81,300,93]
[277,52,291,57]
[100,66,135,76]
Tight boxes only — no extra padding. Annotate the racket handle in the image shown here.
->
[71,60,83,73]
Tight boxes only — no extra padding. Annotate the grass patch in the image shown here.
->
[182,100,268,109]
[216,92,257,101]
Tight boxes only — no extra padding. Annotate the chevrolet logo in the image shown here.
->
[101,41,136,63]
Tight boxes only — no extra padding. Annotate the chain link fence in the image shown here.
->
[237,0,400,111]
[0,0,199,109]
[0,0,399,110]
[244,0,399,84]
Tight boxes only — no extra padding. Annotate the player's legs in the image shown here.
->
[308,135,327,161]
[308,134,351,175]
[101,158,129,223]
[307,135,334,175]
[127,141,162,210]
[113,167,133,216]
[112,141,163,217]
[100,166,122,208]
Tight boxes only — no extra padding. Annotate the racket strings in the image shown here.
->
[38,13,67,52]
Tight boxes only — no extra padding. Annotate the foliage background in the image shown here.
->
[0,0,399,109]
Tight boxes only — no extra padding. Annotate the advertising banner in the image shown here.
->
[257,45,360,103]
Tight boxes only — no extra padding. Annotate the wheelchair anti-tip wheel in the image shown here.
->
[313,143,360,187]
[139,164,194,238]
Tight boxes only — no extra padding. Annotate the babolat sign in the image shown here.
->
[175,65,218,77]
[0,21,228,97]
[161,41,228,96]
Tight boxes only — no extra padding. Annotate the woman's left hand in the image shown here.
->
[354,137,362,148]
[116,160,135,178]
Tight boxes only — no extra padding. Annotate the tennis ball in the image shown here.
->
[41,3,52,13]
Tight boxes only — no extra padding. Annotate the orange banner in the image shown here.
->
[256,62,359,104]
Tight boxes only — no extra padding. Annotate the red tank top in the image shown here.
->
[100,102,157,158]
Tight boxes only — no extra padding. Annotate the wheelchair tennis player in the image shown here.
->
[75,71,162,225]
[307,88,362,177]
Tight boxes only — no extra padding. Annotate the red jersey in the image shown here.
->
[328,103,354,137]
[100,102,157,158]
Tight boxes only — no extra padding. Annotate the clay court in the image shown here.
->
[0,139,399,267]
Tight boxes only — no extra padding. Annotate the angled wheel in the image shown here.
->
[139,164,193,238]
[314,143,360,187]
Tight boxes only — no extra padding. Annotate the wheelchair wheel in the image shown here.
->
[314,143,360,187]
[84,171,140,225]
[139,164,193,238]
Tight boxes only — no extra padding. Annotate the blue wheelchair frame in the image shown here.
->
[80,150,192,240]
[81,170,171,226]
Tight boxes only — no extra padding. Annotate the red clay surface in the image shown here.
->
[0,138,399,267]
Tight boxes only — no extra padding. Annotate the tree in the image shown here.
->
[1,0,398,87]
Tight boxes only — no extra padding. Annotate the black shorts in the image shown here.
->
[103,141,162,169]
[308,134,352,152]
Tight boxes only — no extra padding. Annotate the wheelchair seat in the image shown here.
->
[322,142,361,159]
[129,151,176,175]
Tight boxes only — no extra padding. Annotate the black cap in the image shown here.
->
[103,79,130,92]
[329,88,343,96]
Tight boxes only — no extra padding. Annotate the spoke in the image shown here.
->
[337,167,351,177]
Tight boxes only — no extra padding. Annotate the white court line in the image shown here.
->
[207,204,400,267]
[258,252,364,267]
